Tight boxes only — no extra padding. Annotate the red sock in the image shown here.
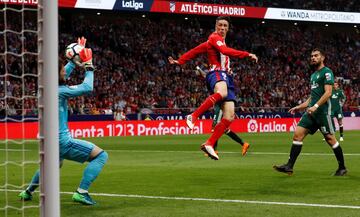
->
[192,93,222,119]
[206,119,232,147]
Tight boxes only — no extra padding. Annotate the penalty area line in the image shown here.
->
[2,189,360,209]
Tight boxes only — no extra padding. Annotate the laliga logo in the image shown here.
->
[122,0,144,10]
[247,119,258,133]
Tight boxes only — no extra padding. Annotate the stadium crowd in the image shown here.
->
[1,11,359,116]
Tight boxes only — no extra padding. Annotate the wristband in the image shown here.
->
[314,104,319,108]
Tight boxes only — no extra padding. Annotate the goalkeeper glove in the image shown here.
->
[79,48,94,71]
[77,36,87,47]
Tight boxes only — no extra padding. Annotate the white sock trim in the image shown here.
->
[293,141,303,145]
[77,188,88,194]
[339,125,343,127]
[332,142,340,149]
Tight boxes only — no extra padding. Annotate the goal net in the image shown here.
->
[0,1,59,217]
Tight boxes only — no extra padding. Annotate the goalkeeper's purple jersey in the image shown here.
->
[59,62,94,144]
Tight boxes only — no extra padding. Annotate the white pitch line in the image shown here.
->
[0,149,31,152]
[105,149,360,156]
[1,189,360,210]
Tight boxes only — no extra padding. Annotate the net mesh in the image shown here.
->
[0,2,40,217]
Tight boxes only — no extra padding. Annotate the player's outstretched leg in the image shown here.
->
[72,151,108,205]
[186,93,223,129]
[19,169,40,201]
[225,129,250,156]
[201,118,232,160]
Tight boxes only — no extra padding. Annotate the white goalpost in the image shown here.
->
[38,1,60,217]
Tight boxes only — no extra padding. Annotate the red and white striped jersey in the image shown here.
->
[177,32,250,72]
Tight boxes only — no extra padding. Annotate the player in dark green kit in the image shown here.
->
[273,48,347,176]
[331,81,346,141]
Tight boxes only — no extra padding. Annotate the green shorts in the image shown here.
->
[333,109,344,119]
[298,112,335,135]
[212,103,223,129]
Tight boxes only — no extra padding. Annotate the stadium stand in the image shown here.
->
[1,11,359,115]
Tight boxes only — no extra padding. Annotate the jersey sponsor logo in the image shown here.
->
[216,40,224,46]
[311,82,319,89]
[122,0,143,10]
[325,72,332,81]
[332,94,338,99]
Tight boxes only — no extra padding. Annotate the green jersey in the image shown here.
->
[331,88,346,112]
[309,66,334,114]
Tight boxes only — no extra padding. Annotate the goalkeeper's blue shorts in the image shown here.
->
[206,70,236,102]
[60,138,94,163]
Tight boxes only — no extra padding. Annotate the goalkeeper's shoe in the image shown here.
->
[19,190,32,201]
[72,191,96,205]
[242,142,250,156]
[273,164,293,175]
[201,143,219,160]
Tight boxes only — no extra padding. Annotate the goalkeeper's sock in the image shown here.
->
[79,151,108,191]
[192,93,222,120]
[77,188,88,194]
[27,169,40,193]
[225,130,244,145]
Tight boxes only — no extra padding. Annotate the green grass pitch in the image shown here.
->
[1,130,360,217]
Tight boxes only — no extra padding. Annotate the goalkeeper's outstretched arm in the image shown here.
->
[60,46,95,98]
[64,61,76,79]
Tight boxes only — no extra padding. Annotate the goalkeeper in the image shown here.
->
[19,37,108,205]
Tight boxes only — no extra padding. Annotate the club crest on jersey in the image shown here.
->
[216,41,224,46]
[325,72,332,81]
[169,1,176,12]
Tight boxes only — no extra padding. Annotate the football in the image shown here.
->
[65,43,83,65]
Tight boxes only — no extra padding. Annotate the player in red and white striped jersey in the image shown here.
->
[169,16,258,160]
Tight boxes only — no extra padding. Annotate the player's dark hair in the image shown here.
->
[312,48,325,57]
[216,16,231,26]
